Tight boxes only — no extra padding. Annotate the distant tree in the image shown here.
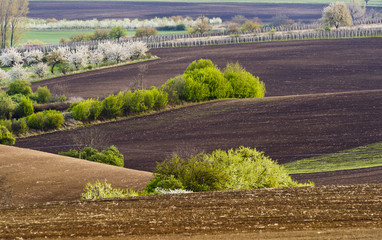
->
[241,20,261,32]
[227,23,240,34]
[108,26,127,39]
[0,48,23,67]
[364,0,370,7]
[9,0,29,47]
[47,49,65,73]
[271,14,294,27]
[230,15,248,25]
[135,26,158,37]
[92,29,110,40]
[322,2,352,28]
[347,0,366,22]
[193,17,212,34]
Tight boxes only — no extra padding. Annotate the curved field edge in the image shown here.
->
[284,141,382,174]
[1,183,381,239]
[0,145,152,205]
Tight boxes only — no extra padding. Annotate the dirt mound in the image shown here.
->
[0,145,152,206]
[1,184,381,239]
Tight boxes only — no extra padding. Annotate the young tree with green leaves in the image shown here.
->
[322,2,352,28]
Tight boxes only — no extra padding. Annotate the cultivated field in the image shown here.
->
[28,1,326,22]
[32,38,382,99]
[1,183,381,239]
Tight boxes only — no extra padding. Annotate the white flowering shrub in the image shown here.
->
[32,62,48,77]
[129,42,148,59]
[89,49,105,65]
[8,64,29,81]
[98,42,131,63]
[154,188,193,194]
[23,49,44,66]
[56,47,70,61]
[67,45,89,70]
[0,48,23,67]
[0,69,9,87]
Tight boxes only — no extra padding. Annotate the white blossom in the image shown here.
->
[89,49,105,65]
[67,45,89,70]
[0,69,9,87]
[32,62,48,77]
[129,42,148,59]
[8,64,29,81]
[23,49,44,66]
[98,42,131,63]
[154,188,193,194]
[0,48,23,67]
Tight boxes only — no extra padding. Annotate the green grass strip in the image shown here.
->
[284,142,382,174]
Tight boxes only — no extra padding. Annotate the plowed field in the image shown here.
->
[33,38,382,99]
[28,1,324,22]
[1,184,381,239]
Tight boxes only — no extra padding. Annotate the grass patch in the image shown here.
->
[284,142,382,174]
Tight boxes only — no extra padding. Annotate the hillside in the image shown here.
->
[0,145,152,205]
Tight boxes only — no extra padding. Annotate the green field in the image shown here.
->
[28,0,382,7]
[284,142,382,174]
[21,30,188,45]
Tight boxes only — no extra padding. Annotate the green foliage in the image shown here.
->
[148,147,313,193]
[129,90,148,113]
[11,118,29,135]
[81,180,143,200]
[224,62,265,98]
[159,75,185,105]
[0,119,12,132]
[0,126,15,145]
[57,61,70,75]
[6,80,32,96]
[71,98,102,122]
[27,110,64,130]
[150,87,168,110]
[135,26,158,37]
[146,175,184,193]
[15,96,34,118]
[101,95,123,118]
[59,145,124,167]
[109,26,127,39]
[0,92,17,120]
[35,86,51,103]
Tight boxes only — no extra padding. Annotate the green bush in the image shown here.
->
[6,80,32,96]
[59,145,124,167]
[150,87,168,110]
[71,98,102,122]
[27,110,64,130]
[0,92,16,120]
[81,180,144,200]
[0,126,15,145]
[147,147,313,193]
[11,118,29,135]
[100,95,123,119]
[129,90,147,113]
[224,62,265,98]
[143,90,155,110]
[117,91,133,115]
[0,119,12,131]
[160,75,185,105]
[135,26,158,37]
[15,96,34,118]
[109,26,127,39]
[35,86,51,103]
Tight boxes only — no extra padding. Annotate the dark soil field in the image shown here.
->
[1,184,381,239]
[34,38,382,99]
[28,1,325,22]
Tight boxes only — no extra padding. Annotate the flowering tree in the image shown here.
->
[0,69,9,87]
[322,2,352,28]
[32,62,48,77]
[47,47,68,73]
[0,48,23,67]
[67,45,89,70]
[129,42,148,59]
[8,64,28,81]
[89,49,105,66]
[98,42,131,63]
[23,49,44,66]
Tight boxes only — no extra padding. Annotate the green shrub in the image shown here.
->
[81,180,144,200]
[224,62,265,98]
[135,26,158,37]
[27,110,64,130]
[148,147,313,193]
[160,75,185,105]
[184,59,215,74]
[143,90,155,110]
[117,91,133,115]
[11,118,29,135]
[35,86,51,103]
[0,92,16,119]
[0,119,12,131]
[183,77,210,102]
[130,90,147,113]
[15,96,34,118]
[100,95,123,119]
[109,26,127,39]
[59,145,124,167]
[146,174,184,193]
[0,126,15,145]
[6,80,32,96]
[150,87,168,110]
[71,98,102,122]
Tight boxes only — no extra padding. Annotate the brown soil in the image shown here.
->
[33,38,382,99]
[0,145,152,206]
[28,1,325,22]
[16,90,382,184]
[1,184,381,239]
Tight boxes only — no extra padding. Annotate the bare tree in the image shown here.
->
[322,2,352,29]
[347,0,366,22]
[70,127,110,158]
[0,0,29,48]
[132,64,148,90]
